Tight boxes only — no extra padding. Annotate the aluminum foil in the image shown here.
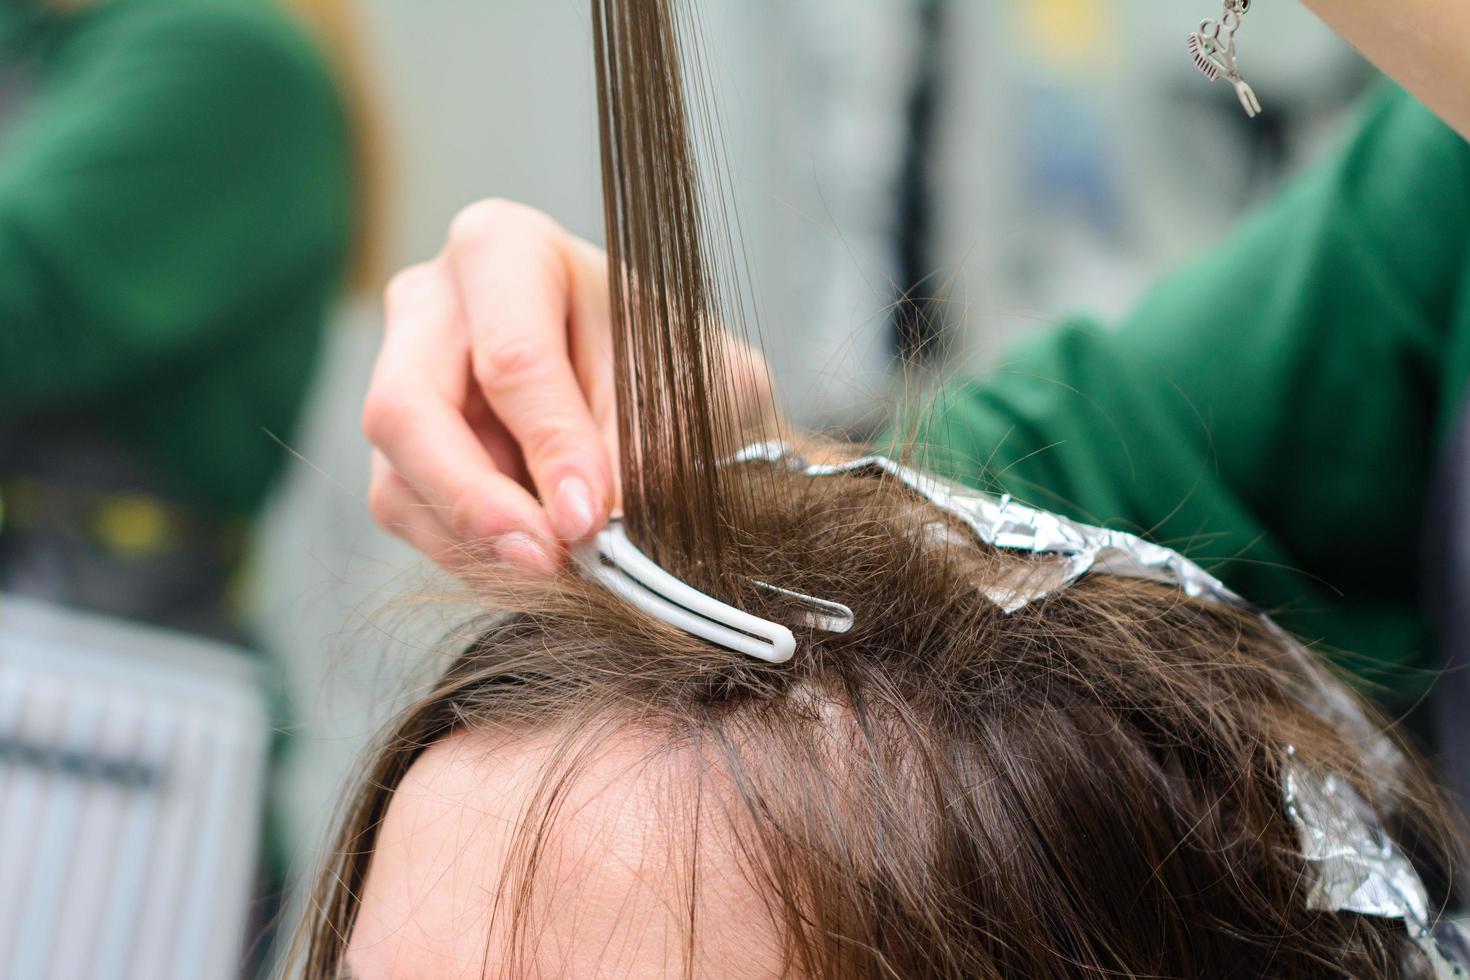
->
[735,440,1241,607]
[739,442,1388,743]
[732,441,1469,971]
[740,442,1390,738]
[1283,753,1428,922]
[1284,753,1469,978]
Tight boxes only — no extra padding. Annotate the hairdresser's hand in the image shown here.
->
[363,199,771,574]
[362,201,615,573]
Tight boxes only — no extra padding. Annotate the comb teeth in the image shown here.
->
[1187,34,1222,80]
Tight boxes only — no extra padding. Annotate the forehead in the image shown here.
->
[345,727,781,979]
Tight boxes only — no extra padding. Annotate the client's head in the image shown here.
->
[302,464,1456,979]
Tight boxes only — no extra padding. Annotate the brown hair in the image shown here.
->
[300,469,1458,977]
[295,0,1459,976]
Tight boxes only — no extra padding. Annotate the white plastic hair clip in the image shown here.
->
[573,519,852,664]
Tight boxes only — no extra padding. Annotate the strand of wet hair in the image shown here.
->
[591,0,781,596]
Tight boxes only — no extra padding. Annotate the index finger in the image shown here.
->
[445,201,614,542]
[364,263,558,549]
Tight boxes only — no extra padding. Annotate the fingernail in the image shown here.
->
[552,476,597,539]
[496,532,553,570]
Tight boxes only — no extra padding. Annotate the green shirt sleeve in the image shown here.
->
[914,87,1470,700]
[0,3,349,413]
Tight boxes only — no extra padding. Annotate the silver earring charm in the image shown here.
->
[1188,0,1262,117]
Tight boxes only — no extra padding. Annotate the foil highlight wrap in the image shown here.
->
[1283,757,1427,922]
[734,441,1243,609]
[1283,754,1468,978]
[737,441,1395,763]
[731,441,1469,973]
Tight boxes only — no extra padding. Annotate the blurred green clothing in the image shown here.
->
[914,87,1469,708]
[0,0,351,516]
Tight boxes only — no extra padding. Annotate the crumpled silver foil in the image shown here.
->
[745,442,1245,607]
[732,441,1470,973]
[739,442,1384,736]
[1283,754,1428,922]
[1284,754,1468,978]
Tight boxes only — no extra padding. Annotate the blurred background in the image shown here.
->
[0,0,1375,975]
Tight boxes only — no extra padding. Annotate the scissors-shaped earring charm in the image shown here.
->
[1188,0,1262,118]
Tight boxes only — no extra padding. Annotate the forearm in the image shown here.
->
[1300,0,1470,140]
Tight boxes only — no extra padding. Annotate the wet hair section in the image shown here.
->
[591,0,781,588]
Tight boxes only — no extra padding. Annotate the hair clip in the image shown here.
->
[751,581,854,633]
[574,519,852,664]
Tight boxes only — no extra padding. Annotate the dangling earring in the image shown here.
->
[1187,0,1262,117]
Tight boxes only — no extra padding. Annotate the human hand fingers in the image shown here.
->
[366,452,557,574]
[363,262,559,571]
[444,200,615,542]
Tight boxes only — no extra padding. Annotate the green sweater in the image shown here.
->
[0,0,350,516]
[916,87,1470,707]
